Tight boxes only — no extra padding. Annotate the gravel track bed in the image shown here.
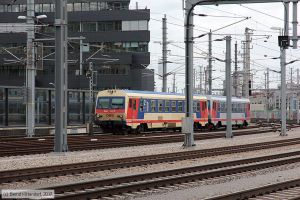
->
[1,128,299,171]
[1,144,300,190]
[133,162,300,200]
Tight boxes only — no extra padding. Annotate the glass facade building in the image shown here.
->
[0,0,154,127]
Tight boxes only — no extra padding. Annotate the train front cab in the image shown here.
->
[95,91,127,133]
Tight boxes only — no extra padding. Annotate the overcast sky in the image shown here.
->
[130,0,300,93]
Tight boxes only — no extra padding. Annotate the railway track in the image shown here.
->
[207,178,300,200]
[0,126,291,157]
[1,137,300,184]
[39,149,300,199]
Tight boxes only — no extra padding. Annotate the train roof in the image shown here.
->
[97,90,250,102]
[209,95,250,103]
[97,90,207,100]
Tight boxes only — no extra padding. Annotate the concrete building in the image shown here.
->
[0,0,154,126]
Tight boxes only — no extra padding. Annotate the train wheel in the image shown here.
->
[125,127,132,134]
[206,123,215,131]
[243,121,248,128]
[135,125,144,134]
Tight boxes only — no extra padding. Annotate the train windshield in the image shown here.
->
[111,98,124,109]
[97,97,110,109]
[97,97,125,109]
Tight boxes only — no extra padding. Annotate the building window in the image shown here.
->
[98,65,129,75]
[122,20,149,31]
[68,22,80,32]
[11,5,20,12]
[90,2,98,11]
[121,2,129,10]
[81,3,90,11]
[5,5,12,12]
[43,4,51,12]
[35,4,43,12]
[98,21,121,31]
[67,3,73,12]
[98,2,108,10]
[115,21,122,30]
[82,22,97,32]
[74,3,81,11]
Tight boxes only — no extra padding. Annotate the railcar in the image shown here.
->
[95,90,250,133]
[208,96,250,129]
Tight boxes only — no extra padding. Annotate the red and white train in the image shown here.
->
[95,90,250,133]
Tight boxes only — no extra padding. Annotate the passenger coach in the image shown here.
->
[95,90,250,133]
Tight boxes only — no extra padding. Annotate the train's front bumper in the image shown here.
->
[95,119,127,129]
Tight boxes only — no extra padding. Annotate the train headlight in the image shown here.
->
[117,115,124,119]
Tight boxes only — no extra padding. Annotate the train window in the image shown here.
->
[140,99,145,112]
[220,102,225,112]
[197,102,200,112]
[158,100,163,112]
[171,101,176,112]
[133,100,136,110]
[111,97,124,109]
[97,97,110,109]
[165,101,170,112]
[193,101,197,112]
[129,99,132,108]
[140,99,143,111]
[151,100,156,112]
[144,101,149,112]
[178,101,183,112]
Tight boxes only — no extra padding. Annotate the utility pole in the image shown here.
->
[183,0,195,147]
[79,38,83,75]
[26,0,35,137]
[54,0,68,152]
[225,36,232,138]
[242,27,252,98]
[292,1,298,49]
[199,65,203,94]
[234,42,238,97]
[208,30,212,95]
[172,73,176,93]
[280,1,289,136]
[87,62,94,135]
[266,68,270,123]
[162,14,167,92]
[297,68,300,124]
[290,68,294,121]
[204,67,207,94]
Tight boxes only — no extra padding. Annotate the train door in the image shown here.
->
[127,98,139,119]
[212,101,217,120]
[246,103,250,119]
[200,101,208,120]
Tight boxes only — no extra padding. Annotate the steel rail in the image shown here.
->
[41,151,300,199]
[0,128,278,157]
[206,178,300,200]
[2,138,300,184]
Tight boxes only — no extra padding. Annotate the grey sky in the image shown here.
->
[131,1,300,93]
